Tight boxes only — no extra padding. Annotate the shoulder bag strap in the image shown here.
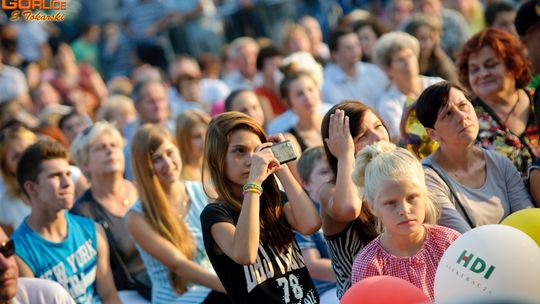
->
[422,163,475,228]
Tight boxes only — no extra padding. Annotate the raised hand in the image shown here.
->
[325,109,355,160]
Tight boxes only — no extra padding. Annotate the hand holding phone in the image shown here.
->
[268,140,297,164]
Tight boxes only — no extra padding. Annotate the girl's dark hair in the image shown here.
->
[415,81,470,129]
[224,89,252,111]
[204,112,294,251]
[320,101,383,244]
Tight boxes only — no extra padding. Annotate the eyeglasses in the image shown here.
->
[0,240,15,258]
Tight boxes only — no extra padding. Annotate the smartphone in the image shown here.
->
[269,140,297,164]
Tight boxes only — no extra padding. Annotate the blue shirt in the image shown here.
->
[12,212,99,303]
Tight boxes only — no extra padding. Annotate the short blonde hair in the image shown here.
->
[352,141,438,225]
[70,121,124,178]
[96,95,136,123]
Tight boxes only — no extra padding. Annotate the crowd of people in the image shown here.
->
[1,0,540,303]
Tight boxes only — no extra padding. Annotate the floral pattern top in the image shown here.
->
[473,94,539,176]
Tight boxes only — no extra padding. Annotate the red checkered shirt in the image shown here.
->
[350,224,460,300]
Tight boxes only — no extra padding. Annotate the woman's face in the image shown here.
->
[287,76,321,118]
[86,133,124,176]
[357,25,378,59]
[190,122,207,159]
[5,137,35,175]
[225,129,262,188]
[387,47,419,81]
[231,91,265,127]
[468,46,515,99]
[431,88,478,145]
[415,25,437,56]
[151,139,182,187]
[353,111,390,153]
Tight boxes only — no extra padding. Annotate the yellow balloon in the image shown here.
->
[500,208,540,247]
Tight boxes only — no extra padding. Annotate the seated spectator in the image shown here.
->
[484,2,518,36]
[319,102,388,299]
[70,122,150,301]
[352,17,389,63]
[295,146,338,303]
[71,23,101,71]
[457,28,538,176]
[410,0,470,59]
[350,141,460,301]
[11,140,120,303]
[280,72,324,152]
[1,226,76,304]
[126,125,228,303]
[298,15,331,63]
[175,109,210,182]
[404,14,458,83]
[224,37,262,90]
[224,89,266,129]
[45,42,107,119]
[373,31,443,143]
[384,0,413,30]
[416,81,534,233]
[254,45,285,119]
[282,24,311,56]
[323,27,388,107]
[450,0,484,35]
[0,48,31,107]
[168,55,230,114]
[58,111,92,144]
[96,95,137,136]
[0,126,38,235]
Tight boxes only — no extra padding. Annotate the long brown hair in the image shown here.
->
[204,112,294,251]
[320,101,382,243]
[130,124,195,293]
[175,109,210,179]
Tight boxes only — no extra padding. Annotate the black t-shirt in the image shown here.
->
[69,189,148,290]
[200,202,319,304]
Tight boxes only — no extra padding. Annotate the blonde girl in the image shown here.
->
[126,124,228,303]
[350,141,460,300]
[200,112,321,303]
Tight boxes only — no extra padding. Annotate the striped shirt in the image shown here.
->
[131,181,213,303]
[324,220,367,299]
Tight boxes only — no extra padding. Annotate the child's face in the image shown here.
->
[225,129,262,188]
[303,159,333,201]
[371,178,426,236]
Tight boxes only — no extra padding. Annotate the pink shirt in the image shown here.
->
[350,224,460,300]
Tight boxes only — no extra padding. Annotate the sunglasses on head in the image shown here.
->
[0,240,15,258]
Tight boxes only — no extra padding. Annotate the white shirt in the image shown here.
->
[13,278,75,304]
[224,70,262,91]
[322,62,389,108]
[377,76,443,140]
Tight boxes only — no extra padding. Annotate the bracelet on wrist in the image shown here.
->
[242,188,262,196]
[243,182,263,193]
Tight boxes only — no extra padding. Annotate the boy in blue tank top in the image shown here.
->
[10,140,120,304]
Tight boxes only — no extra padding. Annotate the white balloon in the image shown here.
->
[434,225,540,303]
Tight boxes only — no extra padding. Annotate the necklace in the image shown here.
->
[502,92,520,125]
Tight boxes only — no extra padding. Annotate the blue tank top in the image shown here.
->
[11,212,99,303]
